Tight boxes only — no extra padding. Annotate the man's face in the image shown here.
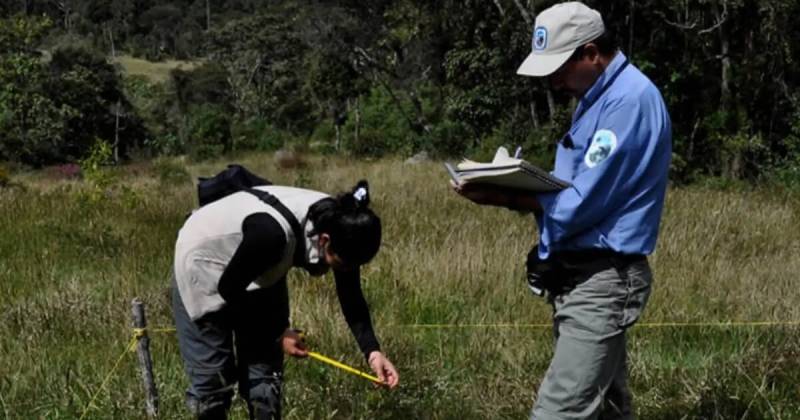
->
[547,44,602,98]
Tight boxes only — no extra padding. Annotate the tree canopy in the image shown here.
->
[1,0,799,184]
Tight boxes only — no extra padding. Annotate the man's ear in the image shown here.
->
[584,42,600,63]
[318,233,330,248]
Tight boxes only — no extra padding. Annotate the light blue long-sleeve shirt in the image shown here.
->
[535,52,672,258]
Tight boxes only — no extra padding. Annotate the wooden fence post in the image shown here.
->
[132,298,159,417]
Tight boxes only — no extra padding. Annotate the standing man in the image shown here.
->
[454,2,671,419]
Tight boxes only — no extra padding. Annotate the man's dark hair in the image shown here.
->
[570,31,618,61]
[307,180,381,266]
[591,30,618,55]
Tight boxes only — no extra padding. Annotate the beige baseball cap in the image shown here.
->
[517,2,605,77]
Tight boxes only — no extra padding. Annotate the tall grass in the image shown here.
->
[1,154,799,419]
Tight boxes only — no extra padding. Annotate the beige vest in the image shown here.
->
[174,186,329,320]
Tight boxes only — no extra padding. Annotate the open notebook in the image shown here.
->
[445,147,570,192]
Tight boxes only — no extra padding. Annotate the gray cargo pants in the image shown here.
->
[531,259,652,420]
[172,277,289,420]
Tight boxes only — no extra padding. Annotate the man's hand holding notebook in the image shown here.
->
[445,146,570,192]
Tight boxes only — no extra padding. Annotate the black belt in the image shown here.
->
[526,246,646,297]
[552,249,645,274]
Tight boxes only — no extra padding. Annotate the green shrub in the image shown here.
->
[309,120,336,142]
[342,87,416,157]
[348,127,392,157]
[189,144,225,162]
[124,76,179,156]
[144,133,185,156]
[170,63,232,110]
[763,163,800,193]
[231,118,288,152]
[80,140,115,186]
[424,119,473,158]
[695,175,751,192]
[187,105,231,161]
[78,139,117,203]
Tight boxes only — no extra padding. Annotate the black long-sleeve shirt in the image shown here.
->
[217,213,380,358]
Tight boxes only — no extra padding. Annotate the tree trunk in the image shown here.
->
[113,100,121,164]
[206,0,211,31]
[713,1,736,178]
[107,25,116,58]
[687,118,700,165]
[409,89,432,135]
[512,0,533,26]
[334,123,341,151]
[628,0,635,56]
[354,96,361,146]
[530,101,539,129]
[56,0,73,32]
[514,0,539,130]
[545,82,556,124]
[337,99,345,151]
[715,3,731,110]
[18,104,28,150]
[492,0,506,17]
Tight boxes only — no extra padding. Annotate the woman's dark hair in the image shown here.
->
[307,180,381,266]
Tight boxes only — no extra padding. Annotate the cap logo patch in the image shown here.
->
[585,129,617,168]
[533,27,548,51]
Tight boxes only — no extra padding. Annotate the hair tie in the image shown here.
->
[353,187,367,202]
[352,180,370,207]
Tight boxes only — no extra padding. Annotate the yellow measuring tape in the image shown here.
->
[81,320,798,417]
[403,321,800,329]
[79,337,138,420]
[292,329,382,384]
[307,351,383,384]
[136,328,382,384]
[138,321,800,333]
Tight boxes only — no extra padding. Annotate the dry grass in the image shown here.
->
[112,55,202,83]
[1,154,799,419]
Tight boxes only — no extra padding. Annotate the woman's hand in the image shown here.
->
[280,329,308,358]
[367,351,399,388]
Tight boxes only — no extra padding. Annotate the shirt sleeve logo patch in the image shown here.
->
[584,129,617,168]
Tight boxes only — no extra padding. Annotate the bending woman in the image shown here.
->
[171,180,399,420]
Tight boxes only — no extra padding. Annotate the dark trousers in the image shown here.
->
[172,277,289,420]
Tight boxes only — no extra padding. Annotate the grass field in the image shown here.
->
[1,154,799,419]
[112,55,202,83]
